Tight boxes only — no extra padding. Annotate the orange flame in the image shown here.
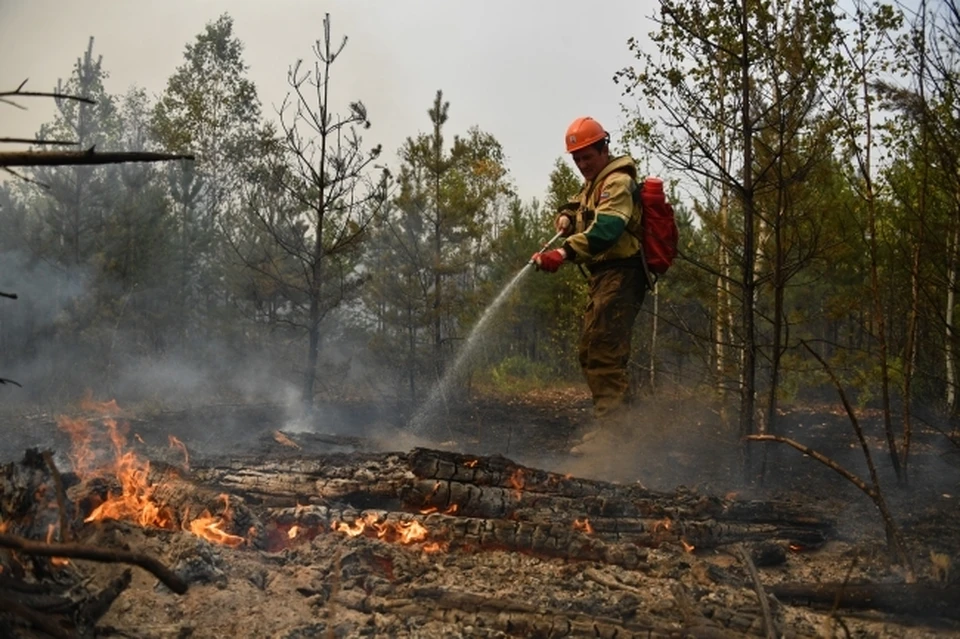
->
[464,459,479,468]
[331,513,436,547]
[45,524,69,567]
[168,435,189,470]
[420,503,458,516]
[509,468,525,499]
[58,398,245,546]
[573,517,594,535]
[79,392,121,415]
[653,517,672,533]
[185,495,245,548]
[681,539,696,553]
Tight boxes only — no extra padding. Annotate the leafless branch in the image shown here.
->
[2,166,49,188]
[0,533,188,594]
[0,137,78,146]
[0,148,193,167]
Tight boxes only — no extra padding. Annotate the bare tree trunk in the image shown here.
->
[766,203,785,439]
[860,55,902,484]
[739,0,758,480]
[947,209,959,412]
[648,283,659,388]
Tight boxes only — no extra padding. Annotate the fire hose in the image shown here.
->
[527,230,565,267]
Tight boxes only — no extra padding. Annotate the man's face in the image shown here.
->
[571,145,608,181]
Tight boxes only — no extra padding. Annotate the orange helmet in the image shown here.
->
[565,117,607,153]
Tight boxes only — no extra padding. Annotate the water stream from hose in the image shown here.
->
[408,263,534,435]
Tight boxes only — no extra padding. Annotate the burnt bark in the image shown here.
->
[770,582,960,620]
[197,447,831,551]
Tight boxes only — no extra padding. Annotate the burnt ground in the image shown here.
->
[1,386,959,638]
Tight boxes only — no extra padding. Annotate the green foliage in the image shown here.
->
[481,355,558,395]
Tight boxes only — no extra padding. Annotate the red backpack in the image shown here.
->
[633,176,679,279]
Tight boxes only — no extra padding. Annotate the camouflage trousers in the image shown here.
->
[578,265,646,420]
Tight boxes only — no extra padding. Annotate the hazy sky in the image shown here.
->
[0,0,658,203]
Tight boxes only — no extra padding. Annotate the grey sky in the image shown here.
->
[0,0,658,203]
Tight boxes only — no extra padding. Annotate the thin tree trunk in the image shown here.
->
[946,210,959,413]
[739,0,758,480]
[766,203,786,438]
[859,39,902,483]
[649,283,659,388]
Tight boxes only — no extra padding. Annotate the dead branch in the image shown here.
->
[797,340,916,581]
[78,569,132,624]
[746,434,875,496]
[0,137,78,146]
[0,378,22,387]
[0,533,188,594]
[735,544,775,639]
[0,81,97,109]
[40,451,71,543]
[0,149,194,167]
[0,594,74,639]
[0,292,17,299]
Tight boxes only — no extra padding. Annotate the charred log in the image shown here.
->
[193,452,414,507]
[770,582,960,621]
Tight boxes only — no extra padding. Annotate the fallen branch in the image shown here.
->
[0,533,188,594]
[746,435,874,497]
[0,148,194,167]
[750,340,915,582]
[735,544,775,639]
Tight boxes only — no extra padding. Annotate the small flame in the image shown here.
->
[420,504,458,516]
[331,513,436,547]
[186,496,245,547]
[573,518,594,535]
[681,539,695,553]
[273,431,301,450]
[288,525,300,539]
[509,469,525,499]
[79,393,121,415]
[653,518,672,533]
[396,520,428,543]
[464,459,479,468]
[45,524,69,566]
[168,435,189,470]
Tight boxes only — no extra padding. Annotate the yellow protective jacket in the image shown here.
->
[559,156,643,268]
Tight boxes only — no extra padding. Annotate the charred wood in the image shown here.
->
[193,452,413,507]
[770,582,960,621]
[0,533,187,594]
[265,505,647,569]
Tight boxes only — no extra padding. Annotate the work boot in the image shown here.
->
[568,427,602,456]
[568,408,634,456]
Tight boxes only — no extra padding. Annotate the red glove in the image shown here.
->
[532,248,566,273]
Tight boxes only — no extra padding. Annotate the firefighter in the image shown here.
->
[531,116,647,453]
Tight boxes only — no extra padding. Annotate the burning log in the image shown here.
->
[265,504,647,569]
[196,446,832,553]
